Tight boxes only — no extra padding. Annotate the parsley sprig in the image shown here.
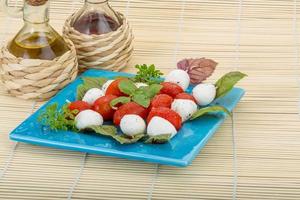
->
[38,103,78,132]
[133,64,163,84]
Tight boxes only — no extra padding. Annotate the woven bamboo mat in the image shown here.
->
[0,0,300,199]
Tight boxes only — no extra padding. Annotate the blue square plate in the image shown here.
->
[10,69,245,167]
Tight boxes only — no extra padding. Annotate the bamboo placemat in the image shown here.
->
[0,0,300,199]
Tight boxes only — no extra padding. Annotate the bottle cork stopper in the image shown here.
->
[26,0,48,6]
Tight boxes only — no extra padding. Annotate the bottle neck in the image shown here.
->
[23,1,49,24]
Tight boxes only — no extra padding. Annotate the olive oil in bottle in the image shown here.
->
[8,32,69,60]
[7,0,69,60]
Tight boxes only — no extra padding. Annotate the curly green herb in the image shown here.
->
[132,64,163,84]
[38,103,78,132]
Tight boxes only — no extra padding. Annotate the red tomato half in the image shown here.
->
[160,82,184,98]
[93,95,118,120]
[68,101,91,112]
[113,102,148,125]
[150,94,173,109]
[147,107,182,130]
[106,78,127,97]
[175,93,196,103]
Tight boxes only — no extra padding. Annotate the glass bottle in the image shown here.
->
[4,0,69,60]
[72,0,122,35]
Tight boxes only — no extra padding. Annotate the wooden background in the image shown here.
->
[0,0,300,199]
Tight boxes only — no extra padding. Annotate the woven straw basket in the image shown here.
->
[63,13,134,71]
[0,38,78,101]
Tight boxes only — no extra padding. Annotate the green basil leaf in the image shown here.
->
[86,125,144,144]
[110,96,131,107]
[215,71,247,98]
[143,134,172,144]
[77,77,108,100]
[76,84,89,100]
[132,94,150,108]
[145,84,163,98]
[82,77,108,87]
[119,80,138,95]
[190,105,231,120]
[134,89,145,95]
[113,133,144,144]
[87,125,118,137]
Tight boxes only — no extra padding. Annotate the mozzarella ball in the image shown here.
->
[82,88,104,105]
[102,80,114,94]
[120,114,146,136]
[165,69,190,90]
[192,83,216,106]
[75,110,103,130]
[147,116,177,138]
[171,99,198,122]
[135,82,148,88]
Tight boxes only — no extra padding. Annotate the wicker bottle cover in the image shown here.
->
[0,0,78,100]
[63,0,134,71]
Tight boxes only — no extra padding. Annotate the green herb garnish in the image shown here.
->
[143,134,172,144]
[190,105,231,120]
[139,84,163,99]
[132,93,150,108]
[215,71,247,98]
[87,125,118,137]
[113,133,145,144]
[110,96,131,107]
[132,64,163,84]
[114,79,162,108]
[119,79,138,95]
[38,103,78,131]
[88,125,144,144]
[77,77,108,100]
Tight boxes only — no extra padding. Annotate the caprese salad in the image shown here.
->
[38,64,246,144]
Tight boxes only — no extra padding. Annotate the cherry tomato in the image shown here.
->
[175,93,196,103]
[68,101,91,112]
[106,78,127,97]
[160,82,184,98]
[150,94,173,109]
[93,95,118,120]
[113,102,148,125]
[147,107,182,130]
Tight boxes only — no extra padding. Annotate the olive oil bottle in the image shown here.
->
[7,0,69,60]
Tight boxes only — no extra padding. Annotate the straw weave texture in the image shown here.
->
[0,38,78,100]
[0,0,300,199]
[63,13,133,71]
